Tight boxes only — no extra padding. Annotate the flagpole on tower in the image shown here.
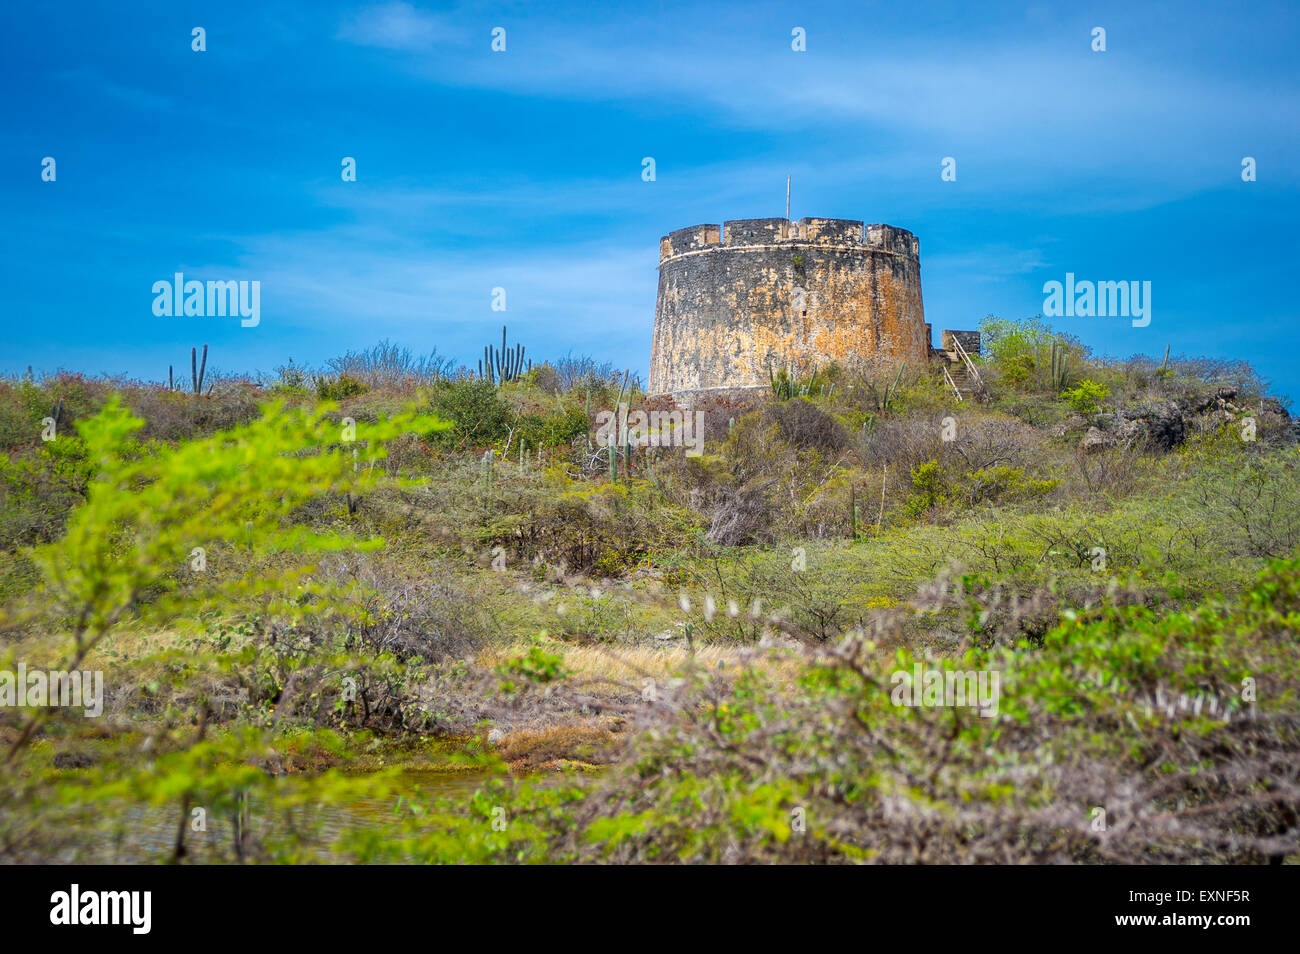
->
[786,175,791,222]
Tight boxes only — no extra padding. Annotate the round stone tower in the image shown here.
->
[648,217,929,398]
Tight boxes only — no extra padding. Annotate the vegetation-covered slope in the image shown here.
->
[1,321,1297,863]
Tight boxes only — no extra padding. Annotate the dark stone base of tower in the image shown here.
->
[649,217,934,400]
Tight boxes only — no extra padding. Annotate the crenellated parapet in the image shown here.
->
[659,218,919,264]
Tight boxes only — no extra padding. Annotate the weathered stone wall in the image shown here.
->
[941,329,981,356]
[649,216,929,396]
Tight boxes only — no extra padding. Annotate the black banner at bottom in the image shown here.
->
[0,863,1284,941]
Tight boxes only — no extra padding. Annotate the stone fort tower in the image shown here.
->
[649,217,931,398]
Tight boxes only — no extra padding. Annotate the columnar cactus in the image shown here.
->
[1049,340,1069,391]
[191,344,209,395]
[480,325,529,385]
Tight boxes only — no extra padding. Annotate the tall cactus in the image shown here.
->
[614,369,630,415]
[585,389,593,451]
[1049,339,1069,391]
[613,369,631,480]
[191,344,208,395]
[480,325,529,385]
[881,362,906,412]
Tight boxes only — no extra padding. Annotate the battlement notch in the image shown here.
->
[660,224,721,261]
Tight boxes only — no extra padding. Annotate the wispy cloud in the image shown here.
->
[338,2,468,52]
[346,12,1296,192]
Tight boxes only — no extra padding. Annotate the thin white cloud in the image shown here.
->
[340,12,1296,191]
[338,1,468,52]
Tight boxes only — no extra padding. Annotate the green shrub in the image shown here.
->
[428,380,511,450]
[1063,379,1109,415]
[904,460,946,517]
[271,361,313,395]
[1000,352,1036,387]
[497,635,568,685]
[962,464,1059,506]
[515,408,589,449]
[0,438,93,551]
[316,374,369,401]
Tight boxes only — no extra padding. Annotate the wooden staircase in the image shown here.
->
[941,338,985,402]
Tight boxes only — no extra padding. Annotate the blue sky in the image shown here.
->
[2,1,1297,398]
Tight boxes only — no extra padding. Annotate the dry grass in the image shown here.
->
[480,641,732,681]
[476,639,807,696]
[494,725,619,768]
